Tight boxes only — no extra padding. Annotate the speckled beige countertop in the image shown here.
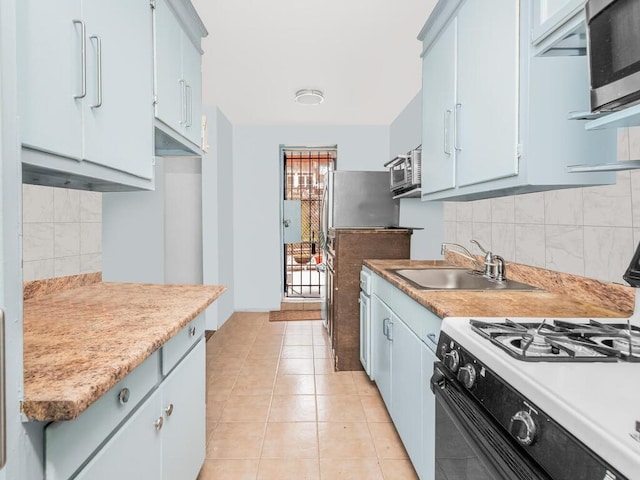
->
[364,257,634,319]
[22,277,226,422]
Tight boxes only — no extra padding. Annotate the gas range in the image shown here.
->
[436,316,640,480]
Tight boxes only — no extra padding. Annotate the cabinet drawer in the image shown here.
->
[45,350,160,480]
[162,314,205,376]
[372,273,441,348]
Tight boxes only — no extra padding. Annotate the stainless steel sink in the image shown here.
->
[392,268,539,291]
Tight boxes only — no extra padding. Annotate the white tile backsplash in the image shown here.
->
[23,223,54,262]
[441,126,640,284]
[54,223,81,257]
[514,224,546,267]
[583,226,633,283]
[544,188,584,225]
[472,199,492,222]
[545,225,585,276]
[54,188,80,223]
[514,192,545,224]
[491,196,515,223]
[582,172,632,227]
[22,185,102,281]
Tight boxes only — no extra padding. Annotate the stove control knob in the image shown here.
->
[457,363,476,389]
[509,411,537,446]
[444,349,461,373]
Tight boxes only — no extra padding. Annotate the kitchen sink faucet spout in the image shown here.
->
[440,242,483,273]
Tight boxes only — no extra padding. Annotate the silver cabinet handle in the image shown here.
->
[72,20,86,99]
[179,79,187,126]
[382,318,389,338]
[118,387,130,405]
[89,35,102,108]
[444,109,452,155]
[186,83,192,127]
[387,320,393,341]
[165,403,174,417]
[189,326,196,337]
[154,416,164,431]
[426,333,438,345]
[454,103,462,152]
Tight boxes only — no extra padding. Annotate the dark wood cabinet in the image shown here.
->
[327,228,411,371]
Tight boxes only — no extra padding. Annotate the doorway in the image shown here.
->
[282,147,336,299]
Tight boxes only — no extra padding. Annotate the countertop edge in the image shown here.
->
[363,259,632,319]
[22,283,226,422]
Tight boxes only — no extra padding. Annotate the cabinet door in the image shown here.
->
[155,0,184,133]
[18,0,83,160]
[359,292,371,377]
[456,0,519,187]
[83,0,154,179]
[421,19,457,195]
[75,389,163,480]
[162,339,206,480]
[391,318,423,476]
[182,33,202,147]
[422,344,437,480]
[371,295,392,409]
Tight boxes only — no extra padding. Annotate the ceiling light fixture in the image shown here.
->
[294,89,324,106]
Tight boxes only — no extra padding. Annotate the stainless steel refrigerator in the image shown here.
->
[319,171,400,329]
[321,170,399,234]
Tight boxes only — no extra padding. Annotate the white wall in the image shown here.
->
[232,125,389,311]
[389,91,444,259]
[202,107,235,328]
[443,127,640,285]
[165,157,203,284]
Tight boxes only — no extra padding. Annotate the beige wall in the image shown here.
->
[22,185,102,281]
[443,127,640,284]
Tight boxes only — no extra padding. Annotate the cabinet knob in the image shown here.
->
[154,416,164,431]
[189,326,196,337]
[165,403,174,417]
[118,387,130,405]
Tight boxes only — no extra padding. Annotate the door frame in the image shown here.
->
[279,145,336,299]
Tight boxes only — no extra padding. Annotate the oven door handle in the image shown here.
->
[430,364,447,394]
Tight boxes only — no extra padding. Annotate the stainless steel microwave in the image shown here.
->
[587,0,640,112]
[384,149,421,196]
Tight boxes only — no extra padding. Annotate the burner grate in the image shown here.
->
[470,318,640,362]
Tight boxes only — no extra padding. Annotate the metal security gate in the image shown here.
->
[282,148,335,298]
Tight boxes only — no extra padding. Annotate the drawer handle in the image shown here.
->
[426,333,438,345]
[165,403,174,417]
[189,326,196,337]
[154,416,164,431]
[118,387,130,405]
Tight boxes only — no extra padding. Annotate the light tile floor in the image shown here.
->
[198,312,419,480]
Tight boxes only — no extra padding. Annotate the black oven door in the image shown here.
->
[587,0,640,111]
[430,363,551,480]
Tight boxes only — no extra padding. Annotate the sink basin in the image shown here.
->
[392,268,539,291]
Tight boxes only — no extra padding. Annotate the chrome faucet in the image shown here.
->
[470,239,507,282]
[470,239,494,278]
[440,242,484,273]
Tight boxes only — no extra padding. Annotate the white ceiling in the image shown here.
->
[191,0,438,126]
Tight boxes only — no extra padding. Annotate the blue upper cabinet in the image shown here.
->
[531,0,587,57]
[154,0,208,156]
[418,0,616,202]
[18,0,155,191]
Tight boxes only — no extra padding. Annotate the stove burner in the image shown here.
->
[470,318,640,362]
